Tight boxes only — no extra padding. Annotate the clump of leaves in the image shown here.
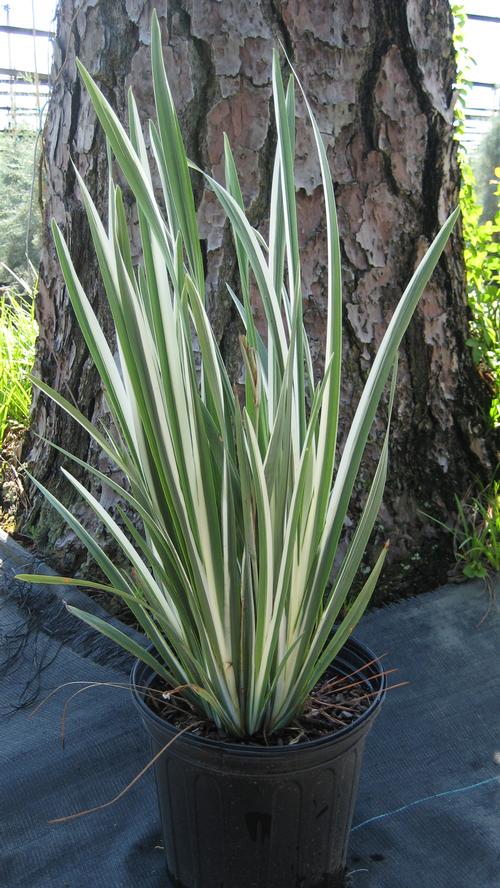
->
[453,480,500,580]
[0,271,38,449]
[460,163,500,427]
[451,3,475,143]
[421,478,500,585]
[452,6,499,427]
[18,13,458,738]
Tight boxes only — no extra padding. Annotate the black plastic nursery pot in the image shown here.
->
[131,637,386,888]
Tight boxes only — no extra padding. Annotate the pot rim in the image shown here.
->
[130,635,387,756]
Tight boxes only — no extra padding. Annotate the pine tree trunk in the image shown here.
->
[23,0,494,597]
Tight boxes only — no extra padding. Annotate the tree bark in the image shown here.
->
[24,0,494,597]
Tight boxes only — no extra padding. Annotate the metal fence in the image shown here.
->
[0,6,498,151]
[0,6,54,131]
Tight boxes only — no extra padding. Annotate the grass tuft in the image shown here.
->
[0,275,38,450]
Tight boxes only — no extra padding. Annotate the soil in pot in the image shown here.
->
[145,660,380,746]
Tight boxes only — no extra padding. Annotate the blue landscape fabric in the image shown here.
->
[350,581,500,887]
[0,534,499,887]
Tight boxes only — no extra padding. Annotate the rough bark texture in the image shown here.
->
[24,0,494,599]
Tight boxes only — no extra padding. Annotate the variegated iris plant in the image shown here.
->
[20,12,458,737]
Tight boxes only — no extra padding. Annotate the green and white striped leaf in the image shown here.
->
[32,28,459,739]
